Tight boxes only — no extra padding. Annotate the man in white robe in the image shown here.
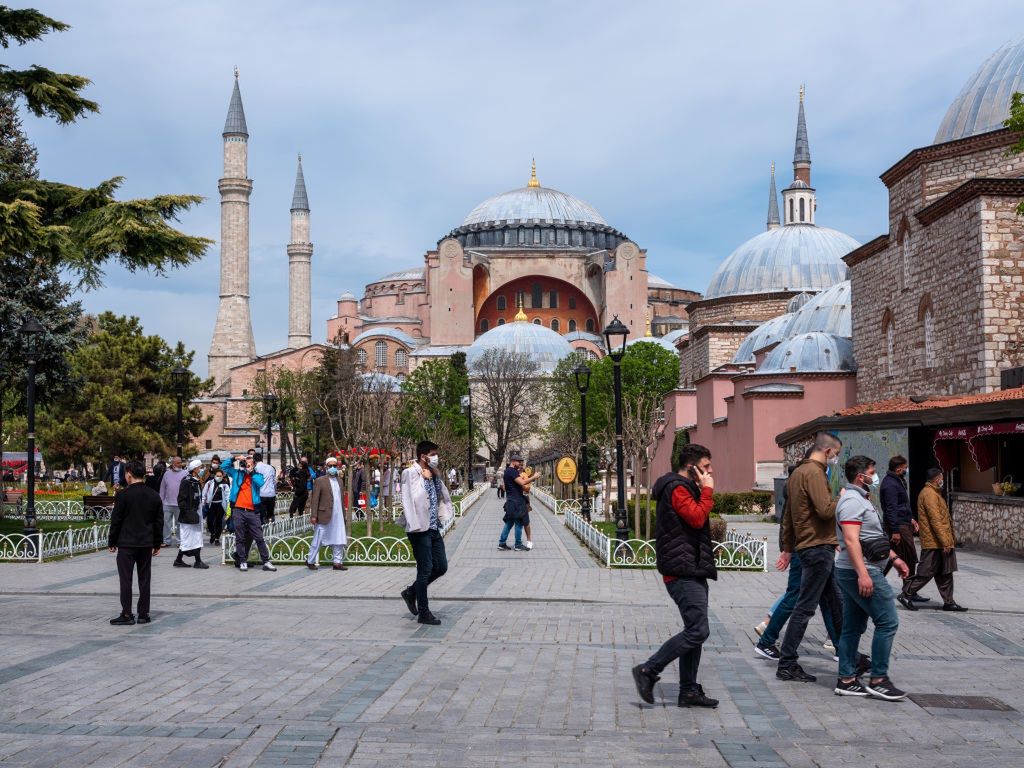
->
[307,456,348,571]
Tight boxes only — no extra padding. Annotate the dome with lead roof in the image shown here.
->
[759,332,856,373]
[466,319,573,374]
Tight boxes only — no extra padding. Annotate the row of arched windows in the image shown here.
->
[882,296,935,376]
[479,317,595,333]
[356,342,410,370]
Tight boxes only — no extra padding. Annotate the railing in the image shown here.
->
[454,484,485,516]
[1,499,114,521]
[1,523,112,563]
[564,507,611,563]
[715,530,769,572]
[555,498,582,516]
[531,486,556,511]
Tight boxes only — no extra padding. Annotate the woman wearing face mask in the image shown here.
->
[203,468,229,545]
[175,459,209,569]
[307,456,349,571]
[898,468,967,612]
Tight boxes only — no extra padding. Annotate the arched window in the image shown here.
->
[568,319,577,332]
[902,235,912,287]
[497,318,505,326]
[789,198,794,222]
[550,318,560,332]
[568,296,577,310]
[395,348,408,368]
[549,290,558,308]
[585,318,595,333]
[531,283,543,308]
[884,315,896,376]
[496,295,506,311]
[587,350,598,361]
[479,318,489,332]
[799,197,806,222]
[533,318,541,325]
[923,308,934,367]
[375,340,387,369]
[357,348,367,367]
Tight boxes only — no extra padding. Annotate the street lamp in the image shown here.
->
[461,393,474,490]
[262,392,278,461]
[20,317,44,552]
[312,408,325,465]
[573,362,591,522]
[171,365,189,457]
[603,315,630,541]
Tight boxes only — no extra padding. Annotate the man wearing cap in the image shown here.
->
[307,456,348,570]
[498,453,535,551]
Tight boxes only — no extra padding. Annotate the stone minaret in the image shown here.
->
[208,68,256,387]
[287,154,312,349]
[782,86,817,226]
[766,161,780,231]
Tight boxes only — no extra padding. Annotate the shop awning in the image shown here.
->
[933,420,1024,472]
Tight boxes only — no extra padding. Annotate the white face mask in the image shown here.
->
[869,472,880,488]
[428,455,440,468]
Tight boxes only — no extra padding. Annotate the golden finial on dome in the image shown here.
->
[514,293,528,322]
[527,157,540,188]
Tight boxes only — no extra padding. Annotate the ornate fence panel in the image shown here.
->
[609,538,657,567]
[0,499,114,521]
[0,533,42,562]
[563,507,611,565]
[554,499,582,516]
[715,530,769,571]
[2,524,110,562]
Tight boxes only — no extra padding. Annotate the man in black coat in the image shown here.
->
[108,459,163,625]
[632,444,719,708]
[105,455,127,490]
[880,455,924,600]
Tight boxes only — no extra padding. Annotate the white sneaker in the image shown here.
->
[525,541,533,550]
[262,562,278,572]
[239,562,248,571]
[823,640,836,654]
[755,621,767,637]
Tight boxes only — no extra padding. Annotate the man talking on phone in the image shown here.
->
[632,444,718,708]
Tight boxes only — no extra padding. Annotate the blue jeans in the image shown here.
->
[759,551,840,648]
[499,520,523,547]
[835,566,899,678]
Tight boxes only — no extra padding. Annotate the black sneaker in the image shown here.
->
[193,561,209,569]
[864,676,907,701]
[417,611,441,626]
[856,654,872,676]
[631,664,658,704]
[136,615,152,624]
[834,677,870,697]
[172,560,190,568]
[514,544,529,551]
[776,664,816,682]
[401,587,418,616]
[109,614,135,626]
[897,594,918,611]
[497,543,512,551]
[754,643,781,661]
[942,603,968,612]
[678,685,718,708]
[911,595,930,602]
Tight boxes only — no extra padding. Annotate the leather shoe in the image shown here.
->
[632,665,658,704]
[417,611,441,626]
[897,594,918,611]
[678,685,718,708]
[332,564,348,571]
[942,603,968,612]
[109,614,135,626]
[306,563,318,570]
[401,587,418,616]
[911,595,930,602]
[136,615,152,624]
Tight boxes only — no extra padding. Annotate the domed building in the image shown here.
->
[466,310,575,374]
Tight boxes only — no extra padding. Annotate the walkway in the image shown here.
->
[0,490,1022,767]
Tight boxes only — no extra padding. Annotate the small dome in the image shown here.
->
[787,179,812,190]
[935,35,1024,143]
[462,185,606,228]
[732,313,795,363]
[781,280,851,338]
[759,332,856,373]
[339,290,357,301]
[787,292,814,313]
[466,320,574,374]
[359,372,403,393]
[705,225,858,300]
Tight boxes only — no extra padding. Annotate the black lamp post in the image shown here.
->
[603,315,630,541]
[461,393,474,491]
[573,362,591,522]
[20,317,44,552]
[262,392,278,461]
[312,408,325,465]
[171,365,189,457]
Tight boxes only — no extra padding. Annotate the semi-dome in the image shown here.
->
[935,35,1024,144]
[462,185,606,228]
[705,225,858,300]
[732,313,796,363]
[466,320,573,374]
[759,332,856,373]
[780,280,851,338]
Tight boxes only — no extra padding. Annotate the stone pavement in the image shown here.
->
[1,491,1022,767]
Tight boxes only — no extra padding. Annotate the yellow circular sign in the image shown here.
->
[556,456,578,484]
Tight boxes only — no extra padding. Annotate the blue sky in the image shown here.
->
[10,1,1021,376]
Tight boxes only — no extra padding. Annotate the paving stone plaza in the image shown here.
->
[1,493,1022,767]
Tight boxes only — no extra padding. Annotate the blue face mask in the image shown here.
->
[327,467,339,477]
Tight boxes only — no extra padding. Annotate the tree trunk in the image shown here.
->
[644,461,653,540]
[633,455,642,536]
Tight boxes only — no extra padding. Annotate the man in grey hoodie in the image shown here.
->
[158,456,187,547]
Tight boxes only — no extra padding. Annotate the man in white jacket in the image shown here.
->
[399,440,453,625]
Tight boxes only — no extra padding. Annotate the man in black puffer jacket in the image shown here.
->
[632,444,718,708]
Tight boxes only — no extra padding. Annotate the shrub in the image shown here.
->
[711,491,774,517]
[709,517,727,542]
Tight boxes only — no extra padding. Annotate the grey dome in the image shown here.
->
[359,372,403,393]
[781,280,851,338]
[787,292,814,313]
[660,328,689,346]
[467,320,574,374]
[760,332,856,373]
[935,35,1024,144]
[462,186,606,227]
[705,225,858,300]
[732,313,796,363]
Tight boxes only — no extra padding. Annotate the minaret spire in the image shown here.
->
[767,161,780,231]
[527,158,540,188]
[793,84,811,183]
[288,153,313,349]
[208,70,255,387]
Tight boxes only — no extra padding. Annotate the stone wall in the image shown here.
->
[951,493,1024,557]
[688,295,792,330]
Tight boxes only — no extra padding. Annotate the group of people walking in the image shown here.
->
[634,432,966,708]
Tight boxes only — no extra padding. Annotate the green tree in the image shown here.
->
[1006,91,1024,215]
[398,356,469,471]
[35,312,212,467]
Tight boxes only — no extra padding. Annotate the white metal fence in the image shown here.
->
[0,523,112,563]
[1,499,115,521]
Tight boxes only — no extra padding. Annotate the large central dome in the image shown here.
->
[462,185,607,228]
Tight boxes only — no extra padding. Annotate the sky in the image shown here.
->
[9,1,1022,376]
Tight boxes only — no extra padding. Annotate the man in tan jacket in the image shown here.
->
[306,456,349,571]
[898,468,967,611]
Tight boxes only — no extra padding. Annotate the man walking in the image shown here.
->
[399,440,453,625]
[288,456,315,518]
[307,456,348,570]
[158,456,186,547]
[880,456,924,602]
[224,455,277,572]
[632,444,719,708]
[833,455,910,700]
[497,453,533,551]
[898,468,967,612]
[777,431,844,683]
[253,452,277,524]
[108,460,162,625]
[105,454,127,490]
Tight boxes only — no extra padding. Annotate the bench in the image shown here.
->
[83,494,115,519]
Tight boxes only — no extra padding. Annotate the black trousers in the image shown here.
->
[207,503,225,539]
[779,543,843,668]
[646,577,710,694]
[288,489,308,518]
[116,546,152,617]
[407,529,448,614]
[260,496,276,523]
